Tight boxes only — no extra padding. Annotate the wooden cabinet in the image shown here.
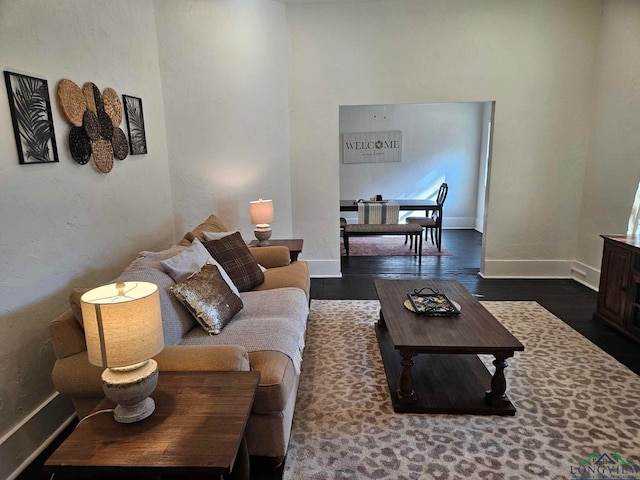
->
[595,235,640,343]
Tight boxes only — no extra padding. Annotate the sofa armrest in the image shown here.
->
[249,246,291,268]
[50,310,87,360]
[154,345,250,372]
[253,261,310,300]
[52,345,251,398]
[52,351,103,396]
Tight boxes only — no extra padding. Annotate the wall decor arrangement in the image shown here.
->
[123,95,147,155]
[342,130,402,164]
[3,71,59,164]
[57,79,129,173]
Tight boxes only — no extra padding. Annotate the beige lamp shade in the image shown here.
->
[249,199,274,225]
[81,281,164,368]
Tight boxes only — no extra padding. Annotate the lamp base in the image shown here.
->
[114,397,156,424]
[254,225,272,247]
[102,359,159,423]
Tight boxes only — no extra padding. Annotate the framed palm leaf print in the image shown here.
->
[123,95,147,155]
[4,71,59,164]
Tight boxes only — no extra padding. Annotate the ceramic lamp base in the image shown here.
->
[254,225,272,246]
[113,397,156,424]
[102,359,159,423]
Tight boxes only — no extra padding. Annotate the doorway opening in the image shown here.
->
[338,101,494,275]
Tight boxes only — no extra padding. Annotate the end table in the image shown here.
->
[45,371,260,479]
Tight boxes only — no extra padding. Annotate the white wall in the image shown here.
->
[339,102,483,229]
[155,0,292,241]
[475,102,493,233]
[288,0,601,277]
[0,1,174,477]
[574,0,640,288]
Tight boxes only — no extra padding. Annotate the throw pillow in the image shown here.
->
[203,232,265,291]
[169,262,243,335]
[160,239,240,296]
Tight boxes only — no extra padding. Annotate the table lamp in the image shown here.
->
[81,281,164,423]
[249,198,274,246]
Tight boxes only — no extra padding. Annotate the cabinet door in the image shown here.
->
[597,242,632,325]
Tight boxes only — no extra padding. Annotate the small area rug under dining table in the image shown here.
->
[340,235,450,257]
[283,300,640,480]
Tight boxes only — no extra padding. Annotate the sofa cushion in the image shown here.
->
[180,288,308,414]
[179,214,229,246]
[68,246,197,346]
[203,232,265,292]
[180,288,308,372]
[113,247,197,346]
[170,262,243,335]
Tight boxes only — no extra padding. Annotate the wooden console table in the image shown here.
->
[45,371,260,479]
[594,234,640,344]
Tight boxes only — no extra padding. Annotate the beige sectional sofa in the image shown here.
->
[49,214,310,462]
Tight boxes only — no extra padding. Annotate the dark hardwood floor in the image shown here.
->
[20,229,640,480]
[315,229,640,376]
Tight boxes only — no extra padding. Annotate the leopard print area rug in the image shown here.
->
[283,300,640,480]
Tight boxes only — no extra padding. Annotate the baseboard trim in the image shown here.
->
[2,392,75,480]
[480,259,574,278]
[307,259,342,278]
[570,261,600,291]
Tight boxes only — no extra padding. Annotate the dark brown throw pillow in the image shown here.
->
[203,232,265,291]
[169,262,243,335]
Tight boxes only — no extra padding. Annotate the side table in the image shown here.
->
[45,370,260,479]
[249,238,303,262]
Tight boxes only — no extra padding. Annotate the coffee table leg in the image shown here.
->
[378,309,386,327]
[226,435,250,480]
[397,350,417,405]
[485,353,513,407]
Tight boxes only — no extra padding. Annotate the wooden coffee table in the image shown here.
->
[374,279,524,415]
[45,371,260,479]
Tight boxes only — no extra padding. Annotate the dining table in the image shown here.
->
[340,199,440,216]
[340,199,443,250]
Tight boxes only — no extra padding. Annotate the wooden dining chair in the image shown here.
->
[405,182,448,251]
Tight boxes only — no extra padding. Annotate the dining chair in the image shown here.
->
[405,182,448,251]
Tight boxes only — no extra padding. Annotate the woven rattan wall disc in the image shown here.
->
[82,83,97,114]
[57,79,87,127]
[112,128,129,160]
[91,138,114,173]
[92,84,104,113]
[69,127,92,165]
[81,82,104,115]
[82,110,100,140]
[98,111,114,140]
[103,88,122,126]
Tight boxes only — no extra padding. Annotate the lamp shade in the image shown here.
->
[249,199,274,225]
[81,281,164,368]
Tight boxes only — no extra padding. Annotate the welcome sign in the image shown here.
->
[342,130,402,164]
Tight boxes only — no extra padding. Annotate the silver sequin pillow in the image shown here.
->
[169,261,243,335]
